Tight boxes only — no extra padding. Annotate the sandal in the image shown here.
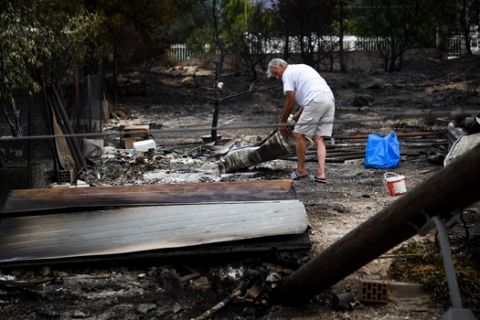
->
[311,175,327,184]
[291,169,308,180]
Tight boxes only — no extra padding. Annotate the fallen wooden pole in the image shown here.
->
[271,144,480,305]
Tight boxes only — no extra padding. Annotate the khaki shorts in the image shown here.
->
[294,96,335,137]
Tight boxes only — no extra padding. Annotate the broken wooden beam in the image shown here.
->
[271,144,480,305]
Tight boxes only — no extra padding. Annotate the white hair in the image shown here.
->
[267,58,288,78]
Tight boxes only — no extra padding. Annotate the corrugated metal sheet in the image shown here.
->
[0,200,308,264]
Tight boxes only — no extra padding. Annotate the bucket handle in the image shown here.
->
[383,172,400,188]
[384,172,401,179]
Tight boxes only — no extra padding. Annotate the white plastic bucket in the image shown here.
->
[133,139,156,152]
[384,172,407,196]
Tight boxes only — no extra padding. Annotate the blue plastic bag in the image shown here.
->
[364,132,400,169]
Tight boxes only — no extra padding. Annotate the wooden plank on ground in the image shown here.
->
[1,180,295,214]
[0,199,308,264]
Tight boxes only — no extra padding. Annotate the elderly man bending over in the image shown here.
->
[267,58,335,183]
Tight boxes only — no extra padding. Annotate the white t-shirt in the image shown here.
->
[282,64,333,107]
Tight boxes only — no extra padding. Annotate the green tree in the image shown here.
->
[420,0,457,60]
[178,1,215,55]
[186,25,216,54]
[84,0,192,107]
[0,2,40,136]
[222,0,278,79]
[243,2,280,76]
[273,0,336,69]
[334,0,357,72]
[167,1,210,44]
[0,0,98,136]
[91,0,189,68]
[354,0,430,72]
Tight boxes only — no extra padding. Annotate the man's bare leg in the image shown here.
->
[293,132,307,176]
[314,135,326,179]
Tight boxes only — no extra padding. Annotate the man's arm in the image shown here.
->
[294,106,304,121]
[279,90,295,135]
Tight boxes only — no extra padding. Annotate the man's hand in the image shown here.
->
[294,106,304,122]
[279,123,290,136]
[279,91,296,136]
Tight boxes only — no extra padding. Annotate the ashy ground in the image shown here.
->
[1,56,480,320]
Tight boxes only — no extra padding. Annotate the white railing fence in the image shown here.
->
[169,34,478,61]
[448,35,480,56]
[449,37,463,56]
[168,44,193,61]
[167,44,217,61]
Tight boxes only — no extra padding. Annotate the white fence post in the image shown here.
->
[169,44,191,60]
[449,37,462,56]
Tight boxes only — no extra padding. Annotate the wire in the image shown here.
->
[0,109,476,142]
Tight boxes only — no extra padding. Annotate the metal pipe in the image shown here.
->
[431,216,463,309]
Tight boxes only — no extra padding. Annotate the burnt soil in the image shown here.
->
[1,56,480,319]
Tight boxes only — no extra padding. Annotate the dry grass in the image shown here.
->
[389,238,480,312]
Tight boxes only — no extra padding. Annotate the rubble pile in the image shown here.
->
[78,147,225,186]
[0,253,312,319]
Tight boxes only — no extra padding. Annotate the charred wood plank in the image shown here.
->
[334,131,441,140]
[1,180,295,215]
[281,153,366,163]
